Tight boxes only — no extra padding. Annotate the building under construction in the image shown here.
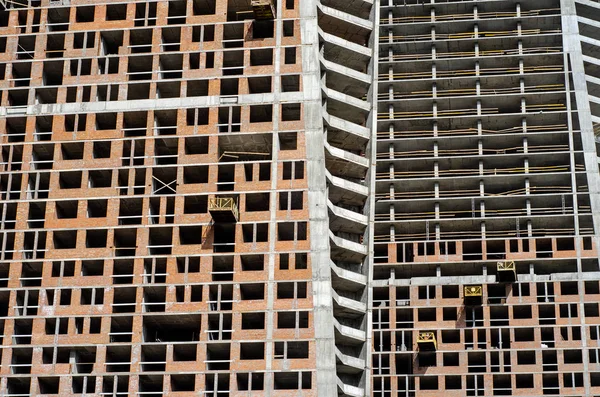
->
[2,0,600,396]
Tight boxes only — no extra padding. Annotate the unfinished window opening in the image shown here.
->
[92,141,111,159]
[561,281,578,295]
[250,105,273,123]
[128,55,153,80]
[88,170,112,188]
[557,237,575,251]
[148,227,173,255]
[100,30,124,56]
[281,75,301,93]
[282,161,305,180]
[241,254,264,271]
[282,103,301,121]
[418,375,438,389]
[493,375,511,395]
[112,259,134,285]
[442,352,459,367]
[59,171,82,189]
[217,106,241,132]
[224,23,245,45]
[129,28,153,52]
[157,81,181,99]
[59,288,72,306]
[73,32,95,49]
[278,132,298,151]
[442,285,459,298]
[278,191,303,210]
[559,303,578,318]
[161,27,181,52]
[184,195,208,214]
[38,377,60,394]
[81,288,104,305]
[186,108,210,126]
[517,350,536,365]
[564,373,584,388]
[7,377,31,394]
[51,261,74,278]
[514,327,535,342]
[217,165,235,191]
[258,163,271,180]
[242,312,265,330]
[183,165,209,184]
[118,198,143,225]
[41,60,64,86]
[587,280,600,294]
[86,229,107,249]
[173,344,196,362]
[278,311,309,329]
[189,52,200,69]
[277,222,296,241]
[179,226,202,245]
[206,52,215,68]
[190,285,203,302]
[246,193,270,212]
[277,282,294,299]
[253,20,274,38]
[515,374,534,388]
[154,137,178,165]
[55,200,78,219]
[295,253,308,269]
[418,285,435,299]
[181,138,208,157]
[240,342,265,360]
[212,256,233,282]
[127,83,150,100]
[96,112,117,130]
[237,373,264,391]
[106,3,126,20]
[177,257,201,274]
[166,374,194,392]
[250,48,273,66]
[87,199,108,218]
[240,283,265,301]
[167,0,186,24]
[53,230,77,249]
[8,89,29,106]
[213,224,235,253]
[278,253,290,270]
[221,78,239,96]
[513,305,533,319]
[206,344,231,370]
[143,286,166,312]
[513,282,530,297]
[275,341,309,359]
[418,308,437,322]
[443,307,457,321]
[76,6,95,22]
[564,349,583,364]
[441,329,460,343]
[81,259,103,276]
[536,238,553,258]
[187,79,209,97]
[112,286,137,313]
[248,76,272,94]
[283,20,294,36]
[223,50,244,75]
[193,0,216,15]
[285,47,297,64]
